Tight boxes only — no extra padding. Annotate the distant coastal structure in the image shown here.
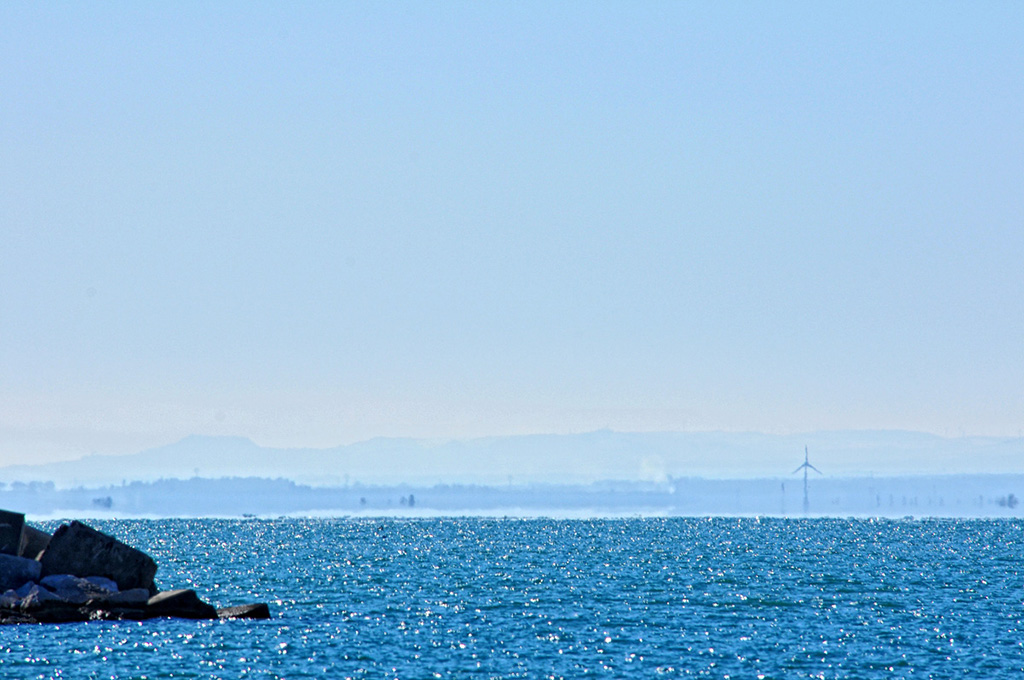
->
[793,446,822,514]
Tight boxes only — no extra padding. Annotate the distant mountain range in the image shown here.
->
[2,430,1023,489]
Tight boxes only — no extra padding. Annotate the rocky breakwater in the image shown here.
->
[0,509,270,624]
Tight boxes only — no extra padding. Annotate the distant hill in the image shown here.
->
[2,430,1023,489]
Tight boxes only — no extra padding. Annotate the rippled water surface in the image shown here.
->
[3,518,1024,678]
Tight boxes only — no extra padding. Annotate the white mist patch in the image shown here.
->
[638,455,669,483]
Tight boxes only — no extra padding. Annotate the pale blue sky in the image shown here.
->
[2,2,1023,464]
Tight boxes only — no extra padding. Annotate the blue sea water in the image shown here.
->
[3,517,1024,678]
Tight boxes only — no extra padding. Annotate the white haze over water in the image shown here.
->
[2,4,1023,473]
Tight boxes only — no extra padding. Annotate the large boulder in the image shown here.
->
[19,525,51,560]
[0,510,25,556]
[0,553,41,591]
[39,521,157,593]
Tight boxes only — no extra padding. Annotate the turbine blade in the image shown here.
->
[792,463,806,474]
[808,463,822,474]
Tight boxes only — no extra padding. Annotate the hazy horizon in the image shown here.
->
[3,4,1022,471]
[6,422,1018,469]
[3,428,1024,491]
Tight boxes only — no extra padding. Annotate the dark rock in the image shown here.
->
[217,603,271,620]
[0,610,38,624]
[105,588,150,606]
[39,574,117,604]
[15,581,40,598]
[23,599,91,624]
[40,521,157,592]
[19,525,51,560]
[85,606,149,622]
[0,510,25,556]
[0,589,19,608]
[83,576,119,592]
[18,584,63,610]
[0,553,41,591]
[0,511,271,626]
[105,607,149,621]
[146,589,217,620]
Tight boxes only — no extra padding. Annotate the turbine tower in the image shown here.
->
[792,445,822,514]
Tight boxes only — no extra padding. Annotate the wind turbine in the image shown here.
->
[792,445,821,514]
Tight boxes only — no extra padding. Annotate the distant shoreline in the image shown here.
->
[5,473,1022,520]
